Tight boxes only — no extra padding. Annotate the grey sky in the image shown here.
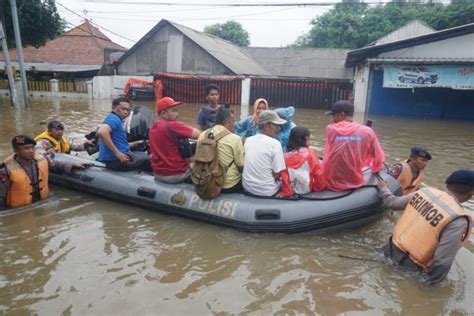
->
[56,0,340,48]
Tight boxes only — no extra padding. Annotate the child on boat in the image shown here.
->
[279,127,326,197]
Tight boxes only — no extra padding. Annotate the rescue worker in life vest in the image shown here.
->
[0,135,85,210]
[378,169,473,284]
[390,146,432,195]
[34,120,94,154]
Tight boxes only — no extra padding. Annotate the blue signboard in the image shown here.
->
[383,65,474,90]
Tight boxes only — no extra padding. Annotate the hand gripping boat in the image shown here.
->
[49,153,402,233]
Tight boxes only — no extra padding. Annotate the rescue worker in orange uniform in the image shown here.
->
[0,135,85,210]
[390,146,432,195]
[378,169,473,284]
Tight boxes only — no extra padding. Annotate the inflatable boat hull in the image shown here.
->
[50,154,402,233]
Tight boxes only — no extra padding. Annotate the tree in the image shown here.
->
[294,1,474,49]
[204,21,250,47]
[1,0,64,48]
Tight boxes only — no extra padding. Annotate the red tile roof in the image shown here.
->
[1,20,127,65]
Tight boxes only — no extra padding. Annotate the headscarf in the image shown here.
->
[252,98,269,124]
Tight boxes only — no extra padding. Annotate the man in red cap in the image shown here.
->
[149,97,201,183]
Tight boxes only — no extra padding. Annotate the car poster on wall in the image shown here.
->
[383,65,474,90]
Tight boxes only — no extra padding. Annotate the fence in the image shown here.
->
[250,78,353,110]
[158,75,242,105]
[28,80,51,92]
[0,79,88,94]
[0,79,9,90]
[58,81,88,93]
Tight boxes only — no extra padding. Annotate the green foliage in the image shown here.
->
[294,2,474,49]
[204,21,250,47]
[1,0,65,48]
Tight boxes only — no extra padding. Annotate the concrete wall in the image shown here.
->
[92,75,153,99]
[379,33,474,59]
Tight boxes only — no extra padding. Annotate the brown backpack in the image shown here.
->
[191,129,231,200]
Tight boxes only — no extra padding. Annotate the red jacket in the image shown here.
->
[323,121,385,191]
[280,147,326,197]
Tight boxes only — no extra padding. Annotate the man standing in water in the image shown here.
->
[0,135,84,210]
[197,84,222,131]
[390,146,432,195]
[378,169,473,284]
[323,100,385,191]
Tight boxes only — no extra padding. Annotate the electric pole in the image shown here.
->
[9,0,29,107]
[0,20,19,108]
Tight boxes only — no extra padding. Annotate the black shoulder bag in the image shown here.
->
[166,121,194,159]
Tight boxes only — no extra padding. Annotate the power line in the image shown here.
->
[56,1,136,43]
[79,1,454,7]
[78,15,316,22]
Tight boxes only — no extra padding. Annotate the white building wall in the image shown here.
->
[379,33,474,59]
[353,64,370,113]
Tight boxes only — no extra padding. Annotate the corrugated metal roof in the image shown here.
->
[367,57,474,64]
[346,23,474,67]
[371,20,435,46]
[170,22,270,76]
[243,47,352,80]
[0,61,100,72]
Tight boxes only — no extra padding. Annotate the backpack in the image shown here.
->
[191,129,231,200]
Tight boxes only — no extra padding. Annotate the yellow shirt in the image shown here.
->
[198,125,244,189]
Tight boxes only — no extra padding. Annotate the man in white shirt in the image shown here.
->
[243,110,287,196]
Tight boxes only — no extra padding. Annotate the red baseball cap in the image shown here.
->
[156,97,182,113]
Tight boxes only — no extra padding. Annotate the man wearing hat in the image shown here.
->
[97,97,150,171]
[378,169,473,284]
[323,100,385,191]
[242,110,287,196]
[149,97,201,183]
[390,146,432,195]
[0,135,85,210]
[34,120,94,155]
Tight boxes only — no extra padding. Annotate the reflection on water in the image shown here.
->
[0,97,473,314]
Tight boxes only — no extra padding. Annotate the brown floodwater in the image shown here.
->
[1,97,473,315]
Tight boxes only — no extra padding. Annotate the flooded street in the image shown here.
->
[1,97,473,314]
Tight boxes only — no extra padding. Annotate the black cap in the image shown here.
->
[47,120,64,130]
[411,146,432,160]
[445,169,474,187]
[11,135,36,148]
[325,100,354,116]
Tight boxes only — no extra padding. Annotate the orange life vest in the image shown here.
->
[34,130,71,153]
[392,187,470,269]
[4,153,49,208]
[397,160,424,196]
